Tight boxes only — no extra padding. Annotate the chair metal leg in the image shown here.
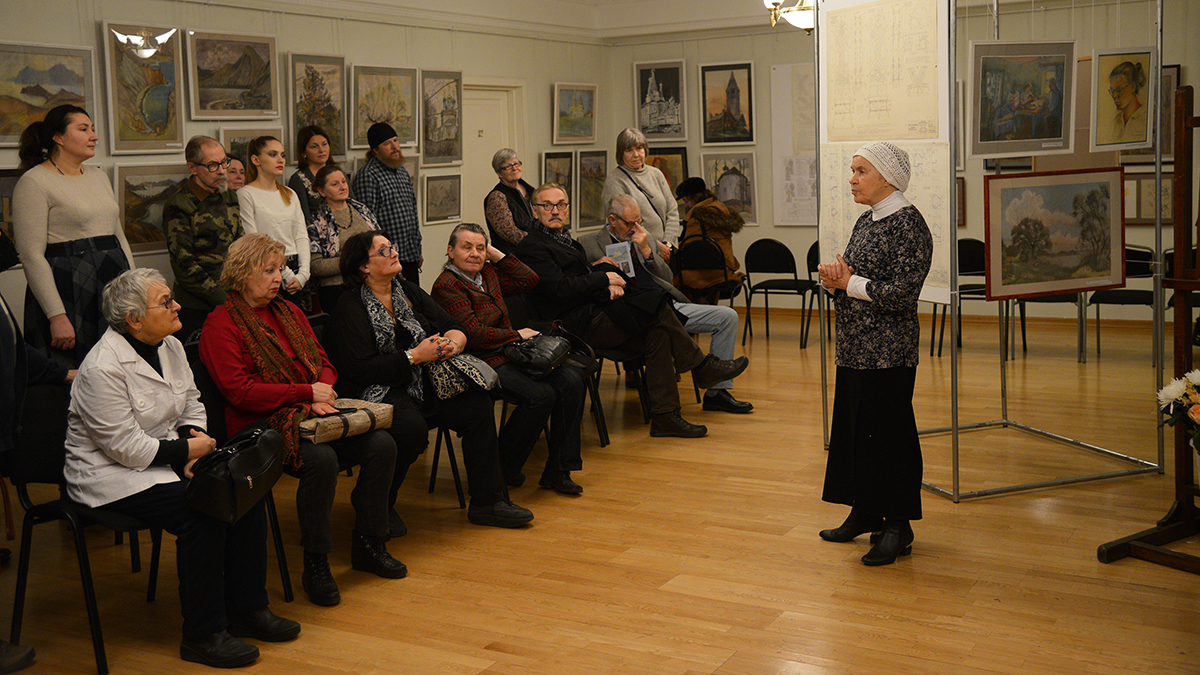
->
[146,528,161,602]
[1094,304,1101,356]
[10,514,35,644]
[584,374,610,447]
[635,364,651,423]
[763,293,771,338]
[428,430,442,494]
[126,530,140,573]
[741,290,754,345]
[265,491,293,602]
[428,427,466,508]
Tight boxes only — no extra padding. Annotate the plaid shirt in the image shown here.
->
[351,156,421,261]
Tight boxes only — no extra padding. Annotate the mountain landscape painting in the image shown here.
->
[0,43,94,146]
[115,163,191,252]
[187,32,278,119]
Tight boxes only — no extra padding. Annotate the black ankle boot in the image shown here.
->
[861,520,914,566]
[350,530,407,579]
[819,509,884,542]
[301,552,340,606]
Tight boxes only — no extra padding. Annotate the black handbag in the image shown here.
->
[503,334,571,378]
[185,427,285,524]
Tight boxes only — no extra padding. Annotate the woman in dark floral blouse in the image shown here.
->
[816,141,932,567]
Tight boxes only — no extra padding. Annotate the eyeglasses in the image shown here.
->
[499,161,522,171]
[1107,82,1132,96]
[534,202,570,212]
[613,215,644,227]
[372,245,397,258]
[194,157,232,172]
[151,295,177,311]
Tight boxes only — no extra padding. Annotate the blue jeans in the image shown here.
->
[495,362,585,479]
[674,301,740,390]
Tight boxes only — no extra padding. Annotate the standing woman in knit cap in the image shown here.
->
[816,141,932,566]
[13,104,135,366]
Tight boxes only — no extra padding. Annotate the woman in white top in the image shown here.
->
[237,136,311,308]
[13,104,135,365]
[600,127,679,260]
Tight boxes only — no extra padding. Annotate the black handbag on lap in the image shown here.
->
[185,427,285,523]
[502,334,571,378]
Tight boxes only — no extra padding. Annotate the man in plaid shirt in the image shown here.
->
[352,123,421,284]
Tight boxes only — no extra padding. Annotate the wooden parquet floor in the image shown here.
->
[3,310,1198,674]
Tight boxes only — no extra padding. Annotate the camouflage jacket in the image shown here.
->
[164,179,244,310]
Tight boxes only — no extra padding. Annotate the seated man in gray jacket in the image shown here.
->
[579,195,753,413]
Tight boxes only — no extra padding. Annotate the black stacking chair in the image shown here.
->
[1087,244,1155,356]
[741,238,817,346]
[676,234,742,306]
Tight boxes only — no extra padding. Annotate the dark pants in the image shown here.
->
[398,260,420,286]
[292,430,396,554]
[385,387,507,507]
[583,303,706,415]
[104,481,269,639]
[822,366,923,521]
[495,362,585,479]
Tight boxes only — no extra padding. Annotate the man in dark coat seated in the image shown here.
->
[514,182,748,438]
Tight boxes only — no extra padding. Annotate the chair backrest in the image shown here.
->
[184,341,229,444]
[7,383,71,494]
[744,238,799,276]
[307,312,330,344]
[1125,245,1155,279]
[676,235,728,275]
[959,238,986,276]
[805,241,820,279]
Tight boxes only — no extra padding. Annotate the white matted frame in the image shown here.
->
[1090,46,1156,153]
[288,53,345,159]
[700,151,756,225]
[103,23,185,154]
[113,162,191,253]
[553,83,597,145]
[968,40,1075,159]
[633,60,685,142]
[421,70,463,166]
[423,174,461,225]
[186,30,280,120]
[350,64,418,149]
[699,61,754,146]
[0,42,98,148]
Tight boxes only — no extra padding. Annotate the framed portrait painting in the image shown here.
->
[1091,47,1155,152]
[577,150,608,230]
[553,83,597,145]
[700,151,756,225]
[633,60,685,142]
[113,163,192,253]
[350,64,417,149]
[541,150,575,227]
[0,42,97,147]
[969,40,1075,159]
[423,174,461,225]
[186,31,280,120]
[422,70,462,166]
[103,23,185,154]
[289,53,345,158]
[699,62,753,145]
[645,146,689,197]
[983,167,1125,300]
[1121,64,1179,164]
[219,126,284,164]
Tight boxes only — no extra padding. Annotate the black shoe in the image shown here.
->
[180,631,259,668]
[650,411,707,438]
[505,471,526,488]
[702,389,754,414]
[861,520,914,566]
[467,500,534,528]
[819,509,884,542]
[0,640,34,674]
[227,607,300,642]
[350,530,408,579]
[388,508,407,539]
[539,472,583,495]
[691,354,749,390]
[301,552,340,607]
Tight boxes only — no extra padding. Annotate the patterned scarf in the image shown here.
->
[359,278,426,404]
[531,221,576,249]
[225,293,323,469]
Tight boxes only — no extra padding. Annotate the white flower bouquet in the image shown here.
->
[1157,369,1200,447]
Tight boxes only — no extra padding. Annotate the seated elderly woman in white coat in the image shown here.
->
[64,268,299,669]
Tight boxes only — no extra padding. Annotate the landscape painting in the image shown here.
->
[646,146,688,196]
[187,31,279,120]
[0,42,95,147]
[218,126,284,164]
[634,60,685,142]
[1,168,20,242]
[701,151,756,225]
[423,174,460,224]
[114,163,192,253]
[553,83,596,145]
[577,150,607,230]
[970,41,1075,159]
[700,62,753,145]
[983,167,1124,300]
[541,150,575,229]
[421,70,462,166]
[103,23,185,154]
[289,53,344,158]
[351,65,417,149]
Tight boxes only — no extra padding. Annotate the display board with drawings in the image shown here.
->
[771,63,817,226]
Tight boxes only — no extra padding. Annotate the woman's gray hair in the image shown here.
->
[102,268,167,334]
[491,148,519,173]
[447,222,488,249]
[616,127,648,160]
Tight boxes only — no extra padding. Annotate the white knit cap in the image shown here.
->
[853,141,910,192]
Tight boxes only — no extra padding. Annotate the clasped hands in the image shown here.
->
[817,254,855,291]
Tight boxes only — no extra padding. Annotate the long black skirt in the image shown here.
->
[822,365,923,521]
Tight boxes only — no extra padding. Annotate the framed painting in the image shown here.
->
[983,167,1125,300]
[553,83,597,145]
[968,40,1075,159]
[102,23,185,154]
[1126,172,1173,226]
[956,79,965,171]
[0,167,20,244]
[956,176,966,228]
[186,31,279,120]
[633,60,685,142]
[421,70,462,166]
[699,62,753,145]
[423,174,461,225]
[577,149,608,230]
[0,42,97,147]
[1091,47,1155,152]
[1121,64,1179,164]
[219,127,284,164]
[350,64,417,149]
[541,150,575,228]
[700,151,756,225]
[646,146,689,196]
[289,53,345,158]
[113,162,192,253]
[984,157,1033,172]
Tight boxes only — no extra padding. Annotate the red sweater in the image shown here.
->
[199,301,336,436]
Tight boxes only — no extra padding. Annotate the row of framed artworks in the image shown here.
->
[628,60,756,146]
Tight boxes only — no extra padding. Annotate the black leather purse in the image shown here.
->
[502,335,571,378]
[185,427,285,524]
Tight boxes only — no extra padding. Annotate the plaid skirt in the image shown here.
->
[24,235,130,366]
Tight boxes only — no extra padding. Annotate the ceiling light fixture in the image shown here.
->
[763,0,816,34]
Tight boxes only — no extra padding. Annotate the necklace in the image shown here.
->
[49,157,81,176]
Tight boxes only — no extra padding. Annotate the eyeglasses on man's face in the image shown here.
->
[534,202,570,213]
[194,157,232,172]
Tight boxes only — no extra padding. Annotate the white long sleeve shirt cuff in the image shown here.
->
[847,274,872,301]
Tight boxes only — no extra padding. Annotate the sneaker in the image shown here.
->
[467,500,534,528]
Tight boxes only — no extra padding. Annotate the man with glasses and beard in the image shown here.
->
[164,135,244,340]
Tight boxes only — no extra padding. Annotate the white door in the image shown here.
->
[461,86,516,227]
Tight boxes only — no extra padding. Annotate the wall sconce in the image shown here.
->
[763,0,816,34]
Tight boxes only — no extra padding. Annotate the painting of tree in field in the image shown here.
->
[290,53,344,157]
[984,168,1125,300]
[350,65,416,149]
